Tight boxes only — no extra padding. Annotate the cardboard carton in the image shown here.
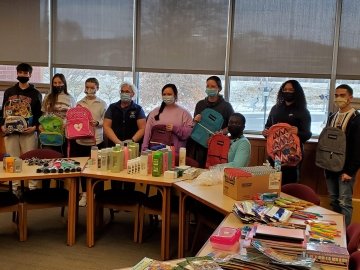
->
[223,171,282,200]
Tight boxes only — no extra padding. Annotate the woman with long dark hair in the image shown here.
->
[262,79,312,184]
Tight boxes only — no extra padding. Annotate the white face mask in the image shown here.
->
[162,95,175,105]
[85,88,97,97]
[334,97,348,109]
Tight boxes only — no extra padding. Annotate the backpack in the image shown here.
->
[149,124,173,149]
[315,127,346,172]
[205,133,231,168]
[266,123,302,167]
[65,105,95,157]
[38,114,64,147]
[3,98,32,133]
[191,108,224,148]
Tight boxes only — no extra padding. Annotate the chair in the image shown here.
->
[95,187,145,242]
[349,250,360,270]
[281,183,321,205]
[0,191,24,241]
[347,223,360,255]
[19,149,66,240]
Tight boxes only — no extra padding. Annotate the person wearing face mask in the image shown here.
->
[187,76,234,168]
[262,79,312,185]
[41,73,75,119]
[103,82,146,192]
[103,82,146,147]
[142,83,193,152]
[68,77,107,207]
[40,73,76,155]
[215,113,251,168]
[0,63,43,192]
[324,84,360,226]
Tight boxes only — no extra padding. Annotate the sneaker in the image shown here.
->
[79,193,87,207]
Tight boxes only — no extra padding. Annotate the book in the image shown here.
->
[306,242,349,267]
[255,224,305,243]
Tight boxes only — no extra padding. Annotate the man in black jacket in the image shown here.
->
[325,84,360,226]
[0,63,42,190]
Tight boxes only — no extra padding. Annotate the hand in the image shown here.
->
[1,125,6,133]
[90,120,99,127]
[166,124,173,131]
[340,173,352,182]
[262,129,269,137]
[22,126,37,134]
[289,126,298,135]
[194,114,201,123]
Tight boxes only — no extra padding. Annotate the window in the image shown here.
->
[54,68,132,105]
[138,72,224,115]
[229,76,329,135]
[53,0,133,70]
[336,80,360,98]
[230,0,336,77]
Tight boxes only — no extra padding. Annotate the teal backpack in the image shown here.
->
[190,108,224,148]
[39,114,65,147]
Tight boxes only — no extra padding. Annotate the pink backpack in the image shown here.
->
[65,105,95,157]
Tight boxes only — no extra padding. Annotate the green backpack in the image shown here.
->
[39,114,65,146]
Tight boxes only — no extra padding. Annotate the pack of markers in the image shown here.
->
[25,158,82,173]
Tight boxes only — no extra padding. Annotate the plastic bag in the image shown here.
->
[192,166,224,186]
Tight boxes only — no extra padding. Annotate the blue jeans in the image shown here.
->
[325,171,355,226]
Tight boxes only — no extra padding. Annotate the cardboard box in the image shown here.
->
[223,172,282,200]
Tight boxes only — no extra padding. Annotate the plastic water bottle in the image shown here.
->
[90,146,98,170]
[274,156,281,172]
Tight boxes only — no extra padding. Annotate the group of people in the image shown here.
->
[1,63,359,226]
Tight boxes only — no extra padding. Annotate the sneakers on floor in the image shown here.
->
[79,193,87,207]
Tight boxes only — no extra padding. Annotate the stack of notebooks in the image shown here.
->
[251,224,307,256]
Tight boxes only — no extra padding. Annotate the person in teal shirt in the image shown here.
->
[219,113,251,168]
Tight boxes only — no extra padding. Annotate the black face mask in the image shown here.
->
[53,86,64,93]
[17,76,29,84]
[228,125,243,138]
[283,92,295,102]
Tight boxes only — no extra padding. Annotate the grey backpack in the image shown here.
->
[315,127,346,172]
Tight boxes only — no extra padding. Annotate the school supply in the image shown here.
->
[149,124,173,149]
[191,108,224,148]
[315,126,346,172]
[205,133,231,168]
[266,123,302,167]
[3,98,33,133]
[65,105,95,157]
[39,114,65,146]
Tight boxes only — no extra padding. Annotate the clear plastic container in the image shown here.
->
[210,226,241,251]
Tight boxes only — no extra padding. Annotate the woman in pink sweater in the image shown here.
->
[142,84,193,152]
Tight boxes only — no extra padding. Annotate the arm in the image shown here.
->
[262,107,275,137]
[97,102,107,127]
[103,118,121,144]
[133,118,146,143]
[172,110,193,140]
[296,108,312,143]
[141,114,153,151]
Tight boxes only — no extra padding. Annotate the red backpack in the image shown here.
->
[65,105,95,157]
[266,123,302,167]
[205,133,231,169]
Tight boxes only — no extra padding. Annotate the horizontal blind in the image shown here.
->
[230,0,336,77]
[0,0,48,66]
[53,0,133,70]
[337,0,360,78]
[136,0,228,74]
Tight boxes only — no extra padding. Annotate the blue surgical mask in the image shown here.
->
[205,88,218,97]
[162,95,175,105]
[120,92,132,102]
